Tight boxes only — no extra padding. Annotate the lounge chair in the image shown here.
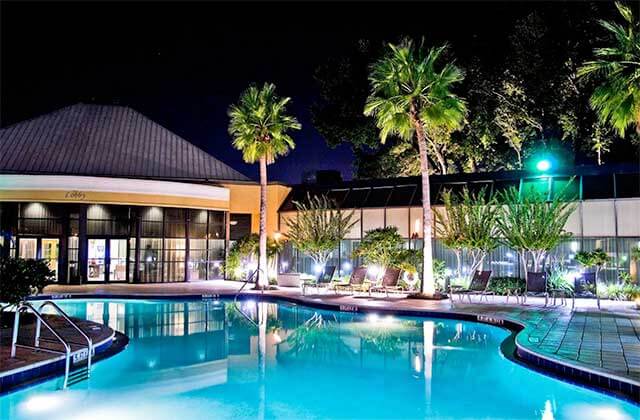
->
[302,265,336,295]
[449,270,493,303]
[568,272,600,310]
[333,266,369,294]
[370,267,403,297]
[522,272,549,306]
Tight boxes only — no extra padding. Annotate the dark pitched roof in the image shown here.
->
[0,103,250,182]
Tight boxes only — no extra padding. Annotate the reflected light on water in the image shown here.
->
[564,404,633,420]
[541,400,554,420]
[23,394,64,414]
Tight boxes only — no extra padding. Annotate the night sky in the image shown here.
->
[0,1,606,183]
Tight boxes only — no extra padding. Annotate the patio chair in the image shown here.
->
[570,272,600,310]
[333,266,369,294]
[302,265,336,295]
[522,272,549,306]
[370,267,403,297]
[449,270,493,303]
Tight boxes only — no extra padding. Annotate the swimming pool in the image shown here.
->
[1,298,637,419]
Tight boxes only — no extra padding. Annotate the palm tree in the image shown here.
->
[578,2,640,137]
[364,39,466,294]
[228,83,301,288]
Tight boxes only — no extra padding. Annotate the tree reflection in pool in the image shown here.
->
[0,299,637,420]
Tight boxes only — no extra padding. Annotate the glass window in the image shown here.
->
[68,236,79,282]
[140,207,164,237]
[551,177,579,201]
[521,177,550,199]
[141,238,162,283]
[164,209,186,238]
[364,187,393,207]
[209,211,225,239]
[436,183,467,204]
[18,238,37,259]
[582,175,614,200]
[386,185,416,207]
[327,189,350,208]
[189,210,208,239]
[41,238,59,281]
[466,182,493,199]
[342,188,370,209]
[229,214,251,240]
[615,173,640,198]
[189,239,208,281]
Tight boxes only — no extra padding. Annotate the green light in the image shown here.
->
[536,159,551,172]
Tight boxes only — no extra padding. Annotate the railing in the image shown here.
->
[11,302,72,389]
[36,300,93,377]
[233,268,265,327]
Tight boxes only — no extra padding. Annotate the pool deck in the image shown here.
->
[0,313,117,393]
[42,281,640,401]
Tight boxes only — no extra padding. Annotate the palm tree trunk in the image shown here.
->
[411,106,435,295]
[258,156,268,288]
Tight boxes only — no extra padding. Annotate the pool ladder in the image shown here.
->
[9,301,93,389]
[233,268,265,327]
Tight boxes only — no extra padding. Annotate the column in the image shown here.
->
[185,209,190,282]
[134,213,142,283]
[78,205,88,284]
[59,213,69,284]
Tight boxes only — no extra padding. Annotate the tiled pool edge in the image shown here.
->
[30,292,640,404]
[0,326,128,395]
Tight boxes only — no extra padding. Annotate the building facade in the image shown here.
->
[277,167,640,283]
[0,104,289,284]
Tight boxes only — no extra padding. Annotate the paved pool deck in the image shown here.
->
[42,281,640,401]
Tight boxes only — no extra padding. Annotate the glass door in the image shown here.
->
[41,238,60,281]
[18,238,37,259]
[109,239,127,282]
[88,239,107,281]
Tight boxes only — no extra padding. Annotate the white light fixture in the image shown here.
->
[313,264,324,274]
[342,261,352,271]
[570,241,579,253]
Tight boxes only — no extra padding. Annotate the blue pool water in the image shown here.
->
[1,299,637,419]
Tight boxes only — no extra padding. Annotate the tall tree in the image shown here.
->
[285,194,356,271]
[228,83,301,287]
[578,1,640,137]
[493,72,542,168]
[364,39,466,295]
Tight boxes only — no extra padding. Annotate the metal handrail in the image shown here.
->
[233,268,265,328]
[36,300,93,377]
[11,302,72,389]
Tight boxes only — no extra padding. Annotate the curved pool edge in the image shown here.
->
[28,292,640,404]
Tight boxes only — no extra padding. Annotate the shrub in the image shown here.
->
[547,266,575,293]
[603,283,640,301]
[487,276,525,295]
[286,193,356,270]
[436,187,499,283]
[0,257,54,305]
[353,227,404,269]
[497,185,576,273]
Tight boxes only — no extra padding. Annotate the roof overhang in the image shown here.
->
[0,175,230,210]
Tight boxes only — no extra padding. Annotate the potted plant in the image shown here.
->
[575,248,611,288]
[630,245,640,284]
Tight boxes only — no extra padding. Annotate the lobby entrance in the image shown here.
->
[87,238,128,282]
